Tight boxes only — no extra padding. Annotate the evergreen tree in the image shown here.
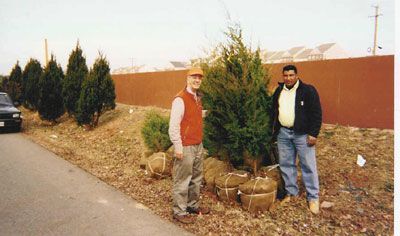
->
[201,25,272,173]
[22,58,42,110]
[63,42,88,115]
[0,75,8,92]
[8,61,23,105]
[37,55,65,122]
[76,54,116,128]
[76,74,97,126]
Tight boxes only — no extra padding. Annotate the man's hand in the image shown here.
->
[307,135,317,146]
[175,152,183,160]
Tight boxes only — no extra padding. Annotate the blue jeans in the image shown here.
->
[277,127,319,201]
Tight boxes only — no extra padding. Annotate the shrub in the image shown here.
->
[141,111,172,152]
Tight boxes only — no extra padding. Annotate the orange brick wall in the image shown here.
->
[112,55,394,129]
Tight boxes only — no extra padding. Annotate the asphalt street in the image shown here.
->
[0,133,192,236]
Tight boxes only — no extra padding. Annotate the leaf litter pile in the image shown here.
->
[21,104,393,235]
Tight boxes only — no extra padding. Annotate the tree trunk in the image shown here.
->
[243,150,261,175]
[253,160,258,175]
[93,111,101,127]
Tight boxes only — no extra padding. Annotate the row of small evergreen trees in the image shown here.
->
[3,24,273,172]
[1,43,116,128]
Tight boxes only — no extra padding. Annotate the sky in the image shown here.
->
[0,0,395,75]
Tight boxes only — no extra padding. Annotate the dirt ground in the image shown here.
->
[19,104,394,235]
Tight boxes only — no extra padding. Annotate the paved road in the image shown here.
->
[0,133,192,236]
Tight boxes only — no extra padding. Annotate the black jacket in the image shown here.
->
[271,80,322,139]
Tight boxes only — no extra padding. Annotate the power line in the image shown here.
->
[129,57,135,68]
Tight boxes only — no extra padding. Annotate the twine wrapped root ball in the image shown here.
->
[259,164,286,198]
[204,160,229,191]
[239,177,277,213]
[215,170,250,203]
[203,157,220,173]
[146,152,173,179]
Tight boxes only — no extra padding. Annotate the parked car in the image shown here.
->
[0,92,22,131]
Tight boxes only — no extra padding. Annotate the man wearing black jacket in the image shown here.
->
[271,65,322,214]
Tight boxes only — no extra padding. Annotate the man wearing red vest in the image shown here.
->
[169,67,210,224]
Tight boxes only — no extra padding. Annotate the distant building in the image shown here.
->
[265,51,286,63]
[308,48,323,61]
[112,62,178,74]
[288,46,307,57]
[295,48,314,62]
[262,43,348,64]
[314,43,348,60]
[282,46,307,62]
[262,51,279,63]
[170,61,189,69]
[112,65,145,74]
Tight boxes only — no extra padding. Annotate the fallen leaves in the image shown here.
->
[320,201,334,209]
[20,105,394,235]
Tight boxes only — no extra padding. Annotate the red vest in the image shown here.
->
[176,89,203,146]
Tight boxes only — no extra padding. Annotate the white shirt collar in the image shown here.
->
[283,80,300,91]
[186,86,197,96]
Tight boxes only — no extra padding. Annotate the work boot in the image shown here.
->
[309,199,320,214]
[187,206,210,215]
[280,195,292,205]
[173,214,195,224]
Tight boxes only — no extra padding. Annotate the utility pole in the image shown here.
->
[369,5,382,56]
[44,39,49,65]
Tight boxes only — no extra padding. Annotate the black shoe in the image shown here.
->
[187,206,210,215]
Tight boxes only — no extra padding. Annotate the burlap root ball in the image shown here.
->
[215,170,251,203]
[146,152,173,179]
[239,177,277,213]
[204,159,229,191]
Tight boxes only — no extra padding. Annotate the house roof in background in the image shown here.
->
[288,46,306,55]
[295,49,313,59]
[317,43,336,53]
[170,61,188,68]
